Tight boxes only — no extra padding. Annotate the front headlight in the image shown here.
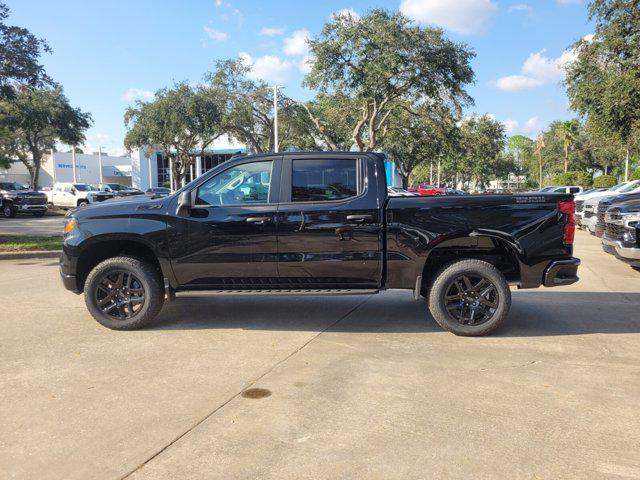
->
[64,217,77,234]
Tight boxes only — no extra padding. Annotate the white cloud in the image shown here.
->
[203,26,228,41]
[400,0,497,35]
[283,29,310,56]
[496,75,543,92]
[557,0,582,5]
[260,27,285,37]
[239,52,293,83]
[508,3,532,12]
[502,117,546,137]
[81,133,127,157]
[122,88,153,102]
[299,54,314,74]
[332,8,360,21]
[496,48,576,92]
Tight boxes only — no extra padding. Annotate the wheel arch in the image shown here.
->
[74,236,166,292]
[420,234,522,294]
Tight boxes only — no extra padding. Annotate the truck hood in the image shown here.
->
[0,189,47,199]
[610,198,640,214]
[71,194,167,219]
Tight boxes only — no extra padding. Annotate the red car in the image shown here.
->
[408,185,445,196]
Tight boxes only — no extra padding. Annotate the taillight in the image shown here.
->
[559,200,576,245]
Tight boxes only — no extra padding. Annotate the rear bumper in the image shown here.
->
[602,236,640,261]
[543,258,580,287]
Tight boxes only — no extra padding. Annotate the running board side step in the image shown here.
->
[177,288,380,296]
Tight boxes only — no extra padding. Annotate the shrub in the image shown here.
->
[630,169,640,181]
[551,171,593,187]
[593,175,618,188]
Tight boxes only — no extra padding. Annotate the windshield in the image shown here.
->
[539,186,555,192]
[0,182,28,190]
[73,184,98,192]
[618,181,640,193]
[107,184,126,191]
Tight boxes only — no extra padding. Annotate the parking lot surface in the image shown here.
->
[0,215,64,236]
[1,230,639,480]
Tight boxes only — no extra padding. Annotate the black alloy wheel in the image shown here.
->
[95,270,146,320]
[444,274,498,326]
[428,259,511,336]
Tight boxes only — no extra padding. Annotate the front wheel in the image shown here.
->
[84,256,164,330]
[2,203,17,218]
[428,259,511,336]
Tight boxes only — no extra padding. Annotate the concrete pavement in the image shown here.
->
[1,230,639,479]
[0,215,64,236]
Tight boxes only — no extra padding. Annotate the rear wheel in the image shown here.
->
[84,256,164,330]
[428,259,511,336]
[77,200,89,208]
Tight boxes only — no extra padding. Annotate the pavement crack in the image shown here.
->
[118,295,372,480]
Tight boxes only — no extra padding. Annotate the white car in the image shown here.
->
[581,181,640,233]
[46,183,115,209]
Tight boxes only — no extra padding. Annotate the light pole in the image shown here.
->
[273,85,284,153]
[98,146,104,185]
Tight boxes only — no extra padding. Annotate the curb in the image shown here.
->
[0,250,62,260]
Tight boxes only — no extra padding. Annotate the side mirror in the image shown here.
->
[70,188,76,195]
[176,191,192,217]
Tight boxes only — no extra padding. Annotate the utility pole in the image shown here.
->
[429,162,433,185]
[98,146,104,185]
[273,85,284,153]
[437,158,441,187]
[72,146,77,183]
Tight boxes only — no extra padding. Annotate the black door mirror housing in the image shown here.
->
[177,190,191,217]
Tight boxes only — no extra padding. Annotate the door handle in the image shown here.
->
[346,214,374,223]
[246,216,271,224]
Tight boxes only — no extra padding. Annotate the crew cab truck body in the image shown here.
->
[60,152,580,336]
[0,182,48,218]
[46,183,114,208]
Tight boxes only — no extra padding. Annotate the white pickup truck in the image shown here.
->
[46,183,115,208]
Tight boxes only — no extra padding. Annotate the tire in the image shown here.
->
[77,200,89,208]
[84,256,164,330]
[32,211,46,217]
[427,259,511,336]
[2,203,17,218]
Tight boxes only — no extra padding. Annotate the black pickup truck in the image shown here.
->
[1,181,48,218]
[60,152,580,336]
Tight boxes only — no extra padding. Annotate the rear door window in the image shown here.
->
[291,159,358,202]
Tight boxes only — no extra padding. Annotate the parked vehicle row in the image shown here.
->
[571,180,640,269]
[0,181,171,219]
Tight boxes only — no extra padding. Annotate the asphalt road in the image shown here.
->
[1,230,639,480]
[0,215,65,236]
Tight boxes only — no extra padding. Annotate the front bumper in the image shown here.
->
[543,258,580,287]
[17,204,47,211]
[601,236,640,260]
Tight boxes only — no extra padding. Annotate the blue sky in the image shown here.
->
[8,0,593,155]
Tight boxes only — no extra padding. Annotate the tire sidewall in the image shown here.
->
[84,257,162,330]
[428,260,511,336]
[3,204,16,218]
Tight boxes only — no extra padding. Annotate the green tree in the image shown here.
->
[458,115,508,189]
[0,2,52,98]
[304,9,475,151]
[383,103,459,187]
[593,174,618,188]
[565,0,640,180]
[205,59,311,153]
[0,86,91,188]
[554,120,580,173]
[125,83,222,190]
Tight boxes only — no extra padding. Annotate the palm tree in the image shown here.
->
[555,120,579,173]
